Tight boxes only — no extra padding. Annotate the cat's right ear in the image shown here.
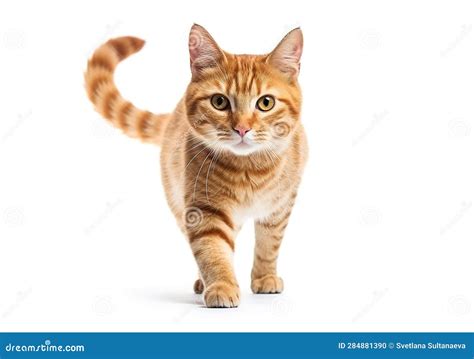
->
[188,24,225,78]
[267,28,303,81]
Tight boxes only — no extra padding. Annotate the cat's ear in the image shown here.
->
[267,28,303,80]
[189,24,225,77]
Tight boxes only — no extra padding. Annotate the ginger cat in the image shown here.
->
[85,25,307,308]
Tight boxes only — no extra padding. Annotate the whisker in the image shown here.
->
[192,147,215,202]
[184,139,218,172]
[205,145,222,204]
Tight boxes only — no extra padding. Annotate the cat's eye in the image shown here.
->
[256,95,275,111]
[211,94,230,110]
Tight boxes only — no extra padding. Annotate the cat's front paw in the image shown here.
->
[251,274,284,294]
[193,279,204,294]
[204,281,240,308]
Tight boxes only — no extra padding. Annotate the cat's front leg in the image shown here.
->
[184,205,240,308]
[251,199,295,294]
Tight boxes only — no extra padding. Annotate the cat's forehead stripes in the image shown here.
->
[186,55,300,121]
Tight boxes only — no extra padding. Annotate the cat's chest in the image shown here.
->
[231,168,290,226]
[232,191,275,226]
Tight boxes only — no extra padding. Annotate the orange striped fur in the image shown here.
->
[85,25,307,307]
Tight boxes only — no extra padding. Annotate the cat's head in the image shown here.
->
[185,24,303,156]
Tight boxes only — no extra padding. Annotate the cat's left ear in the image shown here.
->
[188,24,226,78]
[267,28,303,80]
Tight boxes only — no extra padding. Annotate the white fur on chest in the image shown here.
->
[232,195,274,227]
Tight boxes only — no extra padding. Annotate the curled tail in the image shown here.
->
[85,36,169,144]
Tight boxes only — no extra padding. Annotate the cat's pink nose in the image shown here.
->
[233,126,251,138]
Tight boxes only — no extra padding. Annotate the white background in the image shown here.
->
[0,0,473,332]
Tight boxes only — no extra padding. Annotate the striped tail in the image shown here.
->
[85,36,169,144]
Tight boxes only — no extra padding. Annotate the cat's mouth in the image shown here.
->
[225,138,259,156]
[234,140,250,147]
